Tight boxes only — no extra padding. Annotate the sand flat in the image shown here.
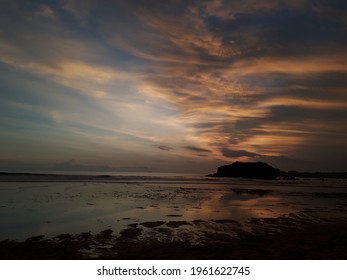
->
[0,176,347,259]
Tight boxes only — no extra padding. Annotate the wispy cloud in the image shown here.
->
[1,0,347,172]
[185,146,211,153]
[157,145,173,151]
[221,148,260,158]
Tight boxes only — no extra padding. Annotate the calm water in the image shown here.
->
[1,175,347,241]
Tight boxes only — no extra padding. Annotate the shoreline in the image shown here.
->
[2,171,347,182]
[1,217,346,260]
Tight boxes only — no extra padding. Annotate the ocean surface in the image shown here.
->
[1,172,347,241]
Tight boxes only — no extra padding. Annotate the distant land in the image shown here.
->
[208,161,280,179]
[1,164,347,181]
[0,172,115,182]
[208,161,347,179]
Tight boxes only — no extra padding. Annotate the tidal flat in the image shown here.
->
[1,174,347,259]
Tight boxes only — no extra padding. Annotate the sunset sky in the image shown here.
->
[1,0,347,173]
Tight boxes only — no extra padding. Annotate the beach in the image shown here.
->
[1,173,347,259]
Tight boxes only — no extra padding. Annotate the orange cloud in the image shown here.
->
[229,55,347,76]
[259,97,347,110]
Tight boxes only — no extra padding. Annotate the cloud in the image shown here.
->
[221,148,260,158]
[185,146,211,153]
[126,1,347,167]
[0,55,134,97]
[1,0,347,172]
[37,5,56,19]
[228,56,347,77]
[61,0,95,23]
[157,145,173,151]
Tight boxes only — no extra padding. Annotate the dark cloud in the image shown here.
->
[185,146,211,153]
[197,154,209,157]
[222,148,260,158]
[157,145,173,151]
[268,106,347,123]
[206,1,347,59]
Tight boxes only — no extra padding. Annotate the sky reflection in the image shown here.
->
[1,180,346,241]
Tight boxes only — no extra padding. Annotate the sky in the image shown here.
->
[1,0,347,173]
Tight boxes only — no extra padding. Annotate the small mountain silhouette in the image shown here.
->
[208,161,280,179]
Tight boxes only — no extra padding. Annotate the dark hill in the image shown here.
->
[208,161,280,179]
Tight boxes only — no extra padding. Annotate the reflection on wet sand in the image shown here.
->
[1,216,347,259]
[0,179,347,259]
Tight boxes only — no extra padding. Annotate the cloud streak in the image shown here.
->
[1,0,347,172]
[185,146,211,153]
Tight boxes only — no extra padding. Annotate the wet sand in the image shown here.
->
[1,216,346,259]
[1,176,347,259]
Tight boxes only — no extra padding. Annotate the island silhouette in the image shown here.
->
[208,161,280,179]
[207,161,347,179]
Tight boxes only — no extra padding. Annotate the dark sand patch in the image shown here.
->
[211,219,239,225]
[79,232,91,239]
[166,214,182,217]
[128,223,138,228]
[192,219,205,224]
[1,218,347,259]
[140,221,166,228]
[153,227,172,234]
[97,229,113,239]
[166,221,191,228]
[232,189,273,196]
[54,233,72,241]
[26,235,45,242]
[116,227,142,241]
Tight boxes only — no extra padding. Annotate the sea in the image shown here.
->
[1,171,347,241]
